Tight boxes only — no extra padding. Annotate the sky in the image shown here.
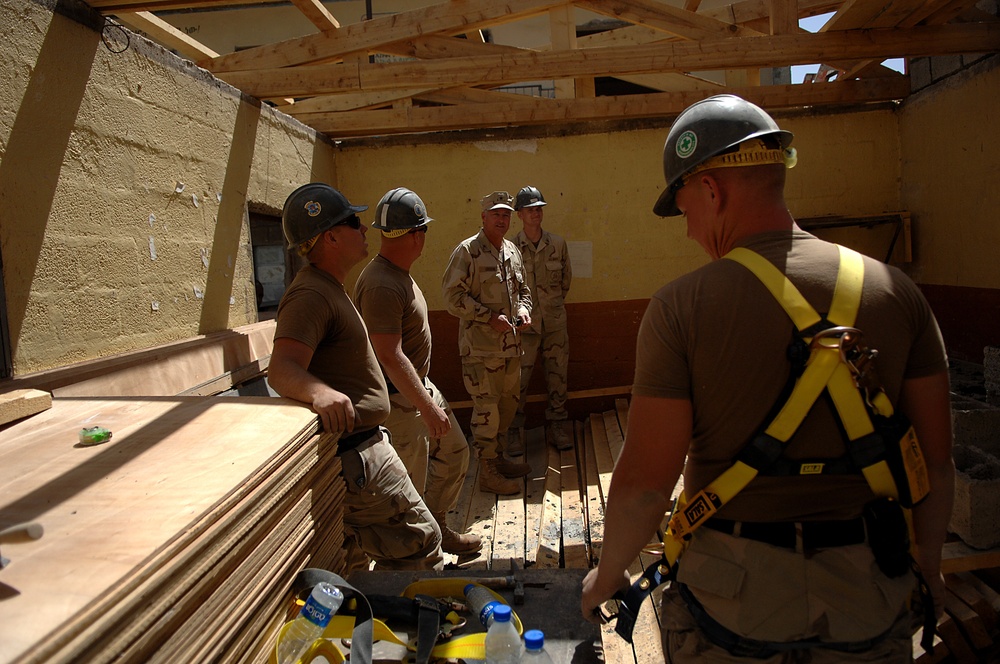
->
[791,13,906,83]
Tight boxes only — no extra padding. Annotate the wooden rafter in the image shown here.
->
[203,0,570,73]
[215,22,999,99]
[78,0,1000,141]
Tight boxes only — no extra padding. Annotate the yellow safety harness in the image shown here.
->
[613,245,934,650]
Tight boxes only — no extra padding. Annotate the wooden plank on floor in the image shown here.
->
[603,409,625,461]
[946,572,999,633]
[535,444,562,569]
[615,397,629,436]
[583,420,603,569]
[465,461,498,571]
[562,421,588,569]
[524,426,547,567]
[943,592,993,652]
[443,441,479,568]
[590,413,615,506]
[492,481,526,570]
[934,611,979,664]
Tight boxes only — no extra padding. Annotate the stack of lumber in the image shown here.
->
[0,395,343,664]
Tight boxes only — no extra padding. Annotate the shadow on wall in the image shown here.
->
[0,5,103,368]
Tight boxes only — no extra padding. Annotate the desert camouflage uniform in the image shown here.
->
[512,229,572,425]
[442,229,531,459]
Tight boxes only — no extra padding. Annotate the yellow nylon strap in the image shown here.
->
[828,246,864,326]
[668,461,759,538]
[764,347,841,441]
[726,248,821,331]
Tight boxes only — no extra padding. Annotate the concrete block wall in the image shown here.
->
[951,444,1000,549]
[985,346,1000,397]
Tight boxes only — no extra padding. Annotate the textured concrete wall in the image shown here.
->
[899,57,1000,289]
[0,0,336,375]
[332,110,903,310]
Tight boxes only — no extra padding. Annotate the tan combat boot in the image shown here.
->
[433,513,482,554]
[495,454,531,478]
[479,458,521,495]
[506,426,525,457]
[546,420,574,451]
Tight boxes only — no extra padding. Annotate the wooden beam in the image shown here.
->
[204,0,570,73]
[282,87,437,115]
[295,77,912,137]
[90,0,280,10]
[378,35,527,59]
[770,0,800,34]
[289,0,340,32]
[576,0,764,40]
[114,11,219,60]
[219,23,999,99]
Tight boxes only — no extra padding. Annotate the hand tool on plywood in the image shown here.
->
[0,522,44,569]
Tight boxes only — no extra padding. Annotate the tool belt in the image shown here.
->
[611,245,936,653]
[273,570,523,664]
[703,517,866,550]
[335,427,381,455]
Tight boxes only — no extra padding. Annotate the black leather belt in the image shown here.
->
[336,427,380,454]
[704,517,866,550]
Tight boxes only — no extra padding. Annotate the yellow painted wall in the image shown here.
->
[899,58,1000,289]
[334,109,903,310]
[0,0,336,374]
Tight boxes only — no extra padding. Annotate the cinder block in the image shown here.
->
[985,346,1000,397]
[952,397,1000,458]
[950,444,1000,550]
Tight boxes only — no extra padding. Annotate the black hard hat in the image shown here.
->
[653,94,793,217]
[281,183,367,249]
[371,187,434,236]
[514,186,547,210]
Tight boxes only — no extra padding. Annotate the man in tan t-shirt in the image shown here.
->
[269,182,443,573]
[354,187,481,556]
[582,96,954,662]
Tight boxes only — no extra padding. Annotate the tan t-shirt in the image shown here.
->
[633,230,947,521]
[274,264,390,430]
[354,255,432,380]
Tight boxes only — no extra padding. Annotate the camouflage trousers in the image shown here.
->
[514,327,569,426]
[461,354,520,459]
[383,379,470,518]
[339,430,444,573]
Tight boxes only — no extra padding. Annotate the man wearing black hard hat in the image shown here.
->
[268,182,444,573]
[582,95,954,662]
[510,186,574,455]
[354,187,482,556]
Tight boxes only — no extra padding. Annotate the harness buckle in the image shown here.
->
[809,326,881,405]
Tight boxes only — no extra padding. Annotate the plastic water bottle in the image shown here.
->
[465,582,505,628]
[276,582,344,664]
[485,603,521,664]
[522,630,554,663]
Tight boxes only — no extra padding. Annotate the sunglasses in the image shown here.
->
[335,215,362,230]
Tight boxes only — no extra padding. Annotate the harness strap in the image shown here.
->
[612,244,934,649]
[676,583,891,658]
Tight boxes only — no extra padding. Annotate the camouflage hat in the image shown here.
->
[480,191,514,212]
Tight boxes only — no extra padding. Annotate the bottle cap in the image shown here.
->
[492,604,512,622]
[524,629,544,649]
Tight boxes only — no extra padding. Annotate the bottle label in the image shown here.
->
[301,595,333,628]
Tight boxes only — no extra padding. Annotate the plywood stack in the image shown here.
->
[0,395,344,664]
